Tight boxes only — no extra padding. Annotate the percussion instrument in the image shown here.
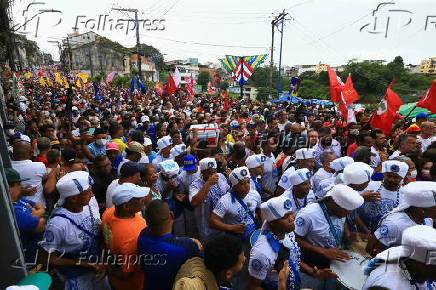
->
[330,250,370,290]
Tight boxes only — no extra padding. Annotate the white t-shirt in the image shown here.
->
[388,150,401,160]
[105,179,120,208]
[249,229,300,283]
[259,153,279,196]
[363,263,414,290]
[370,146,381,168]
[282,189,316,213]
[11,160,47,208]
[177,170,200,195]
[189,173,230,239]
[156,173,179,200]
[417,135,432,152]
[277,166,296,192]
[294,202,345,248]
[152,154,173,172]
[213,190,261,227]
[278,121,290,132]
[312,168,334,191]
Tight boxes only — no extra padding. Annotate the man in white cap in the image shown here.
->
[295,184,364,289]
[209,166,261,290]
[152,136,173,171]
[363,225,436,290]
[282,168,316,213]
[38,171,109,290]
[312,152,336,192]
[101,183,149,290]
[314,156,354,199]
[248,195,335,289]
[189,157,230,242]
[276,148,315,196]
[361,160,408,232]
[366,181,436,256]
[259,137,279,199]
[245,154,265,195]
[170,143,187,166]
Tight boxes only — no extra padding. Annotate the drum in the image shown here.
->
[330,250,370,290]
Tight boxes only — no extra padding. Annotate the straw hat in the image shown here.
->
[173,257,218,290]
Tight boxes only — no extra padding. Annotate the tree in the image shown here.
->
[221,80,229,91]
[197,71,210,90]
[137,44,166,71]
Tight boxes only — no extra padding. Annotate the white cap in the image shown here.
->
[376,225,436,265]
[261,195,293,222]
[56,171,93,205]
[342,162,374,185]
[144,137,152,146]
[199,158,217,171]
[329,156,354,172]
[326,184,364,211]
[112,183,150,206]
[170,144,187,158]
[157,136,173,150]
[229,167,251,186]
[160,160,180,178]
[282,156,294,171]
[245,154,264,169]
[290,168,312,186]
[295,148,315,160]
[402,181,436,208]
[141,115,150,123]
[382,160,409,178]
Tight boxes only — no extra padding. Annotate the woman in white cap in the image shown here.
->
[245,154,266,196]
[189,157,230,242]
[294,184,364,289]
[38,171,109,290]
[152,136,173,171]
[315,156,354,199]
[209,166,262,290]
[282,168,316,213]
[363,225,436,290]
[361,160,409,232]
[366,181,436,256]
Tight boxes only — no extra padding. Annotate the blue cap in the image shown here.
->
[416,112,428,120]
[183,154,197,171]
[120,161,140,177]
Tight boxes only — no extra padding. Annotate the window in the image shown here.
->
[85,56,90,65]
[75,55,80,67]
[99,55,105,66]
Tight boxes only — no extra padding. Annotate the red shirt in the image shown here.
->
[347,142,358,157]
[34,156,48,167]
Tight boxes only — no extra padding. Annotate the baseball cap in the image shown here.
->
[416,112,428,120]
[112,183,150,206]
[56,171,94,205]
[106,142,119,151]
[229,167,251,186]
[127,141,145,155]
[230,120,240,128]
[119,161,140,178]
[261,195,293,222]
[5,168,30,184]
[141,115,150,123]
[382,160,409,178]
[326,184,364,211]
[183,155,197,171]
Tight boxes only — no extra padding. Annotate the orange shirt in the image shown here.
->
[101,206,147,290]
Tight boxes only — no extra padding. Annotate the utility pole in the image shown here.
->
[269,10,288,99]
[112,8,141,76]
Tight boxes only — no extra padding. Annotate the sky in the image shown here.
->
[9,0,436,67]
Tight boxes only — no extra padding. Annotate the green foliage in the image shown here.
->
[111,74,132,88]
[197,71,210,90]
[131,66,139,75]
[97,37,131,54]
[221,80,229,91]
[89,74,105,84]
[135,44,166,71]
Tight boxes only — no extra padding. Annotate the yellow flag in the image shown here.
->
[76,73,88,83]
[46,76,53,87]
[25,72,32,79]
[76,78,82,88]
[63,77,69,88]
[55,73,63,85]
[39,76,46,86]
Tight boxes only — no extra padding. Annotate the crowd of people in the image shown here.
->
[3,69,436,290]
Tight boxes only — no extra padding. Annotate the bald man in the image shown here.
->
[418,121,436,152]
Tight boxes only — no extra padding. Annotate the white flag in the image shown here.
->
[173,67,182,88]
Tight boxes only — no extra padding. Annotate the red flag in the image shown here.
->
[417,79,436,114]
[201,90,204,97]
[223,89,228,110]
[342,74,359,105]
[167,73,176,96]
[370,79,403,135]
[208,82,214,95]
[327,65,343,102]
[187,73,194,96]
[154,82,163,96]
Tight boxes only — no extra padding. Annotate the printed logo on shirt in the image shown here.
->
[281,176,288,183]
[295,217,305,227]
[45,230,54,243]
[379,225,389,236]
[284,199,292,210]
[251,258,263,272]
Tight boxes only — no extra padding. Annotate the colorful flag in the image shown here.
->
[208,82,214,95]
[39,76,46,87]
[370,79,403,135]
[289,77,301,97]
[173,67,182,88]
[76,78,82,88]
[417,79,436,114]
[76,73,89,83]
[106,71,116,84]
[46,75,53,87]
[137,77,146,94]
[234,58,255,86]
[327,66,343,102]
[187,74,194,97]
[130,75,135,94]
[224,89,228,110]
[154,82,164,96]
[64,77,69,88]
[167,73,176,96]
[93,82,103,101]
[24,72,32,79]
[214,74,221,89]
[342,74,359,105]
[54,72,63,85]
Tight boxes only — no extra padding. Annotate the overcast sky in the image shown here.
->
[10,0,436,67]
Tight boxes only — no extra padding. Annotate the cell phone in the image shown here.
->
[87,128,95,135]
[274,245,290,272]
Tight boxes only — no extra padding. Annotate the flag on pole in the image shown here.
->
[289,77,301,97]
[93,82,103,101]
[208,82,214,95]
[370,79,403,135]
[39,76,46,86]
[186,74,194,97]
[76,73,89,83]
[234,58,254,86]
[130,75,135,94]
[54,72,63,85]
[154,82,164,96]
[137,77,146,94]
[224,89,228,110]
[24,72,32,79]
[327,66,343,102]
[173,67,182,88]
[167,73,176,96]
[63,77,69,88]
[76,78,82,88]
[342,74,359,105]
[106,71,116,85]
[417,79,436,114]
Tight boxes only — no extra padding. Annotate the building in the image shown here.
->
[228,86,258,100]
[130,54,158,82]
[62,31,130,77]
[166,58,200,85]
[13,34,53,71]
[405,64,420,74]
[419,58,436,74]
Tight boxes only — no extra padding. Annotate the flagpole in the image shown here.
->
[404,104,417,119]
[240,57,244,99]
